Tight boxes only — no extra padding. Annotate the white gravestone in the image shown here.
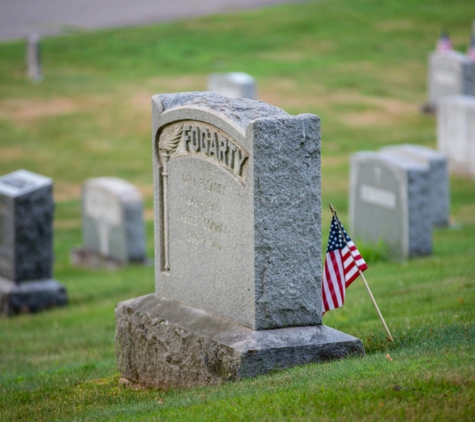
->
[437,95,475,178]
[350,152,432,260]
[73,178,147,267]
[428,51,474,106]
[380,144,450,227]
[0,169,67,315]
[208,72,257,99]
[27,34,42,83]
[115,92,364,390]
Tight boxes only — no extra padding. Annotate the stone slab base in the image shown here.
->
[71,247,151,269]
[115,294,364,390]
[0,277,68,316]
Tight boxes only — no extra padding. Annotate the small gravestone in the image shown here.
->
[437,95,475,177]
[428,51,474,107]
[380,144,450,227]
[208,72,257,99]
[115,92,363,390]
[349,152,432,260]
[71,178,147,268]
[0,169,67,316]
[26,34,42,83]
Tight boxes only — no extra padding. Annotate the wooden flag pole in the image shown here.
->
[329,203,394,342]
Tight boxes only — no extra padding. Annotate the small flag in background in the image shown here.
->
[436,30,453,53]
[468,36,475,63]
[322,216,368,313]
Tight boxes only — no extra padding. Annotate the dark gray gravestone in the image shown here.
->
[437,95,475,178]
[428,51,474,106]
[350,152,432,260]
[71,177,147,268]
[26,34,42,83]
[208,72,257,99]
[380,144,450,227]
[115,92,363,390]
[0,169,67,316]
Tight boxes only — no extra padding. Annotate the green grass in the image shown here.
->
[1,0,475,420]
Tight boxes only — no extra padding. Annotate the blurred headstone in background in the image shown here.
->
[437,95,475,178]
[0,170,67,316]
[380,144,450,227]
[428,51,474,107]
[71,177,147,268]
[26,34,42,83]
[349,152,432,260]
[208,72,257,99]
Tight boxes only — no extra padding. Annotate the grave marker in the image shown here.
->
[208,72,257,99]
[115,92,364,390]
[350,152,432,260]
[428,51,474,106]
[72,177,147,267]
[437,95,475,178]
[0,169,67,316]
[380,144,450,227]
[27,34,42,83]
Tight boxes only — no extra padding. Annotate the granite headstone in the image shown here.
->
[0,169,67,316]
[72,177,147,267]
[208,72,257,99]
[115,92,364,390]
[437,95,475,177]
[428,51,474,106]
[380,144,450,226]
[350,152,432,260]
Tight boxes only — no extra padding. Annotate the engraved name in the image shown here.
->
[360,184,396,209]
[181,125,248,179]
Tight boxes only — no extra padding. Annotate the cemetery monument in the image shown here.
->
[71,177,147,268]
[349,151,432,260]
[27,34,42,83]
[115,92,364,390]
[0,169,67,316]
[208,72,257,99]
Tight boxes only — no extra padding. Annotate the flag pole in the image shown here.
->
[329,203,394,342]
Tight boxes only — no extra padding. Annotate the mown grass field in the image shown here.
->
[0,0,474,420]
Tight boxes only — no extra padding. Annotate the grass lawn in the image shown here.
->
[0,0,474,420]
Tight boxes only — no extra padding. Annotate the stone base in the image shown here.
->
[115,294,364,390]
[0,277,68,316]
[71,247,151,269]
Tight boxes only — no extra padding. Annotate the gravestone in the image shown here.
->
[437,95,475,178]
[208,72,257,99]
[71,177,147,268]
[349,152,432,260]
[0,169,67,316]
[115,92,364,390]
[27,34,42,83]
[380,144,450,227]
[428,51,474,106]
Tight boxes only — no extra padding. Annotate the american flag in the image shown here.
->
[436,30,453,53]
[468,36,475,63]
[322,216,368,313]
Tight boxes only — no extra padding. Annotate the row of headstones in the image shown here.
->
[0,170,147,316]
[350,144,450,260]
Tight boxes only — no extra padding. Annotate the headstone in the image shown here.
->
[115,92,364,390]
[437,95,475,177]
[380,144,450,227]
[349,152,432,260]
[0,169,67,316]
[208,72,257,99]
[27,34,42,83]
[428,51,474,106]
[71,177,147,268]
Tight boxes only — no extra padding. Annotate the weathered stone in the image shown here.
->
[380,144,450,227]
[437,95,475,178]
[350,151,432,259]
[26,34,42,83]
[208,72,257,99]
[152,92,321,330]
[115,294,364,390]
[73,177,147,267]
